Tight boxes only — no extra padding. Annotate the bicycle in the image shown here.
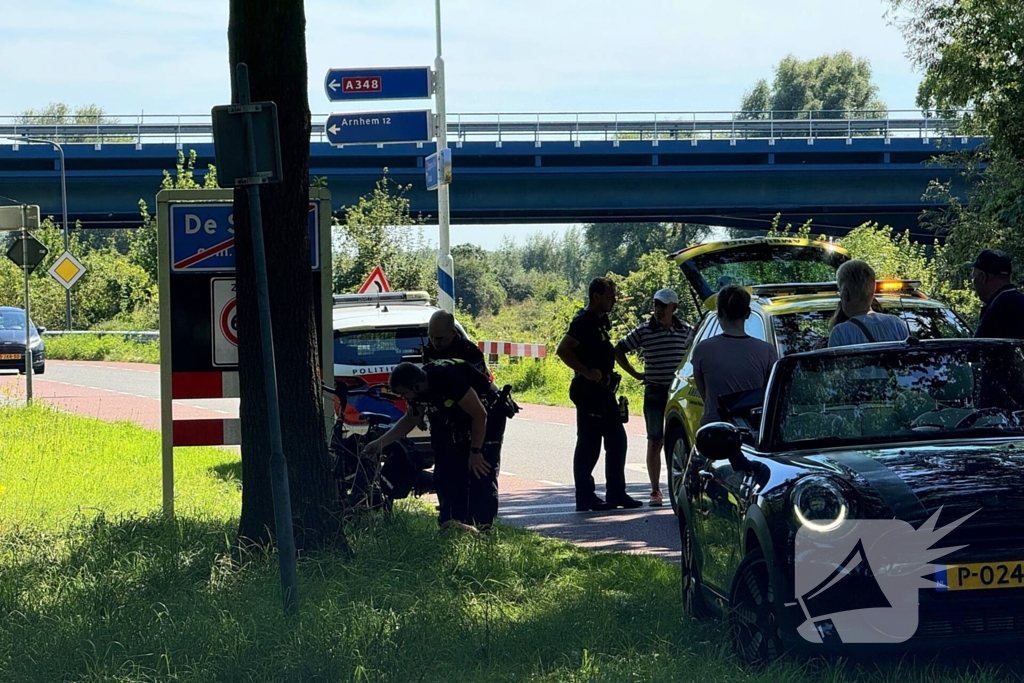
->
[322,380,434,514]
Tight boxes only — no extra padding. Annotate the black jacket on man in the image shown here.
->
[422,334,489,378]
[976,284,1024,340]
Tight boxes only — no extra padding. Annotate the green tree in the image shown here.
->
[584,222,710,280]
[229,0,342,551]
[450,243,506,316]
[887,0,1024,158]
[17,102,127,143]
[739,52,888,119]
[887,0,1024,293]
[335,172,435,294]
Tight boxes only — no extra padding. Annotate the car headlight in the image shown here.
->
[790,476,848,533]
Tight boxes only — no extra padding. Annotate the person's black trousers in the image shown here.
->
[570,380,627,504]
[431,406,507,528]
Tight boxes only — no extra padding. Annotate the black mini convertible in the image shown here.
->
[678,338,1024,664]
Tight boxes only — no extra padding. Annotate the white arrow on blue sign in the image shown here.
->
[325,110,434,146]
[324,67,433,101]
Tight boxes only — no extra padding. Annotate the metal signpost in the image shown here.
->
[2,205,47,405]
[324,0,453,310]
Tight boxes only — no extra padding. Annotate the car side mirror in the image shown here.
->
[695,422,743,461]
[36,326,46,334]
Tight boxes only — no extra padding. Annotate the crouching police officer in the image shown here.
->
[364,359,509,531]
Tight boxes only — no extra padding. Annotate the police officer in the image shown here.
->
[971,249,1024,340]
[556,276,642,512]
[423,309,493,383]
[365,359,505,531]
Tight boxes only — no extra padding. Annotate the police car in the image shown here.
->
[662,237,974,513]
[332,290,473,449]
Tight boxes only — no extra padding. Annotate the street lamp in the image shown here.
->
[4,135,71,330]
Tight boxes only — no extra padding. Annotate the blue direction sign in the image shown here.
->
[169,202,320,273]
[425,148,452,191]
[324,67,432,101]
[325,110,433,146]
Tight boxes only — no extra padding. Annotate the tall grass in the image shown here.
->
[43,334,160,364]
[2,405,1021,681]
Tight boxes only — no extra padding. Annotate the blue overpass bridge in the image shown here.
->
[0,111,983,235]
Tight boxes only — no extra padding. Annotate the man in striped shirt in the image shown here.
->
[614,288,694,507]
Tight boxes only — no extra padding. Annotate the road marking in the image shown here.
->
[539,480,564,486]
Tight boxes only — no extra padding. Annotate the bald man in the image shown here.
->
[420,310,505,530]
[423,309,491,380]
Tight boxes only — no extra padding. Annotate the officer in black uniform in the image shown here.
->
[423,309,493,382]
[365,359,505,530]
[556,276,642,512]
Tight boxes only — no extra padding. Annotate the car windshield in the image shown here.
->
[0,310,32,332]
[334,327,427,366]
[678,241,847,302]
[774,343,1024,449]
[772,306,972,355]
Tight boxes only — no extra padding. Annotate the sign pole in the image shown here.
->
[235,62,299,616]
[435,0,454,313]
[21,206,33,405]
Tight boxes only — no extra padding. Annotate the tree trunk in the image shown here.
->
[228,0,342,551]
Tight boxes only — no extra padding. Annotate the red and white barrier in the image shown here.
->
[168,370,240,447]
[173,418,241,447]
[477,340,547,358]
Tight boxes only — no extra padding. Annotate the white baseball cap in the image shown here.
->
[653,288,679,305]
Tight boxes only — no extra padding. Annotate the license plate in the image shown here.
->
[0,353,20,360]
[937,561,1024,591]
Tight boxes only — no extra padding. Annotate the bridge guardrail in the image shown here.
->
[0,109,979,148]
[43,330,159,343]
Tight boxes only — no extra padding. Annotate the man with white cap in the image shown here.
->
[614,287,694,506]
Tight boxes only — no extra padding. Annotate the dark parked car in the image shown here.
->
[678,338,1024,663]
[0,306,45,374]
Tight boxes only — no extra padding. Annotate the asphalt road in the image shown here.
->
[1,361,682,560]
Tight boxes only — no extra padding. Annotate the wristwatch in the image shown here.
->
[471,447,482,454]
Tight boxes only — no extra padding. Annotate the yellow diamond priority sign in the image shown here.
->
[48,251,86,290]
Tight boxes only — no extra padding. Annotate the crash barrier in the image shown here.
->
[42,330,159,343]
[478,340,546,365]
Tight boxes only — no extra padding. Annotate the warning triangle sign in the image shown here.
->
[357,264,391,294]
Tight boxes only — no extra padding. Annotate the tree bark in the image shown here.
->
[228,0,342,551]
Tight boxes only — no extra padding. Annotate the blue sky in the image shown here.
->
[2,0,922,249]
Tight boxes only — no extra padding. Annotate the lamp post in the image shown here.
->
[7,135,71,329]
[434,0,454,313]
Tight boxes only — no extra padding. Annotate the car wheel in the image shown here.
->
[34,362,44,375]
[729,548,784,666]
[665,423,689,515]
[680,512,711,619]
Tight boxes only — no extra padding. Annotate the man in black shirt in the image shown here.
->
[972,249,1024,340]
[422,309,493,383]
[365,359,504,530]
[556,277,642,512]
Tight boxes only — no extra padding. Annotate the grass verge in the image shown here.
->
[2,405,1021,681]
[43,334,160,364]
[494,357,645,415]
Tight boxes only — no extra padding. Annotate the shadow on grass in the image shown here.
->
[209,460,242,487]
[2,506,1023,682]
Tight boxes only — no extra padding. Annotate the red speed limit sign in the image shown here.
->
[211,277,238,367]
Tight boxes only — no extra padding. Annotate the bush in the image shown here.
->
[43,334,159,364]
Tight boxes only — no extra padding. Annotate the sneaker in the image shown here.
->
[606,494,643,509]
[649,490,664,507]
[576,497,615,512]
